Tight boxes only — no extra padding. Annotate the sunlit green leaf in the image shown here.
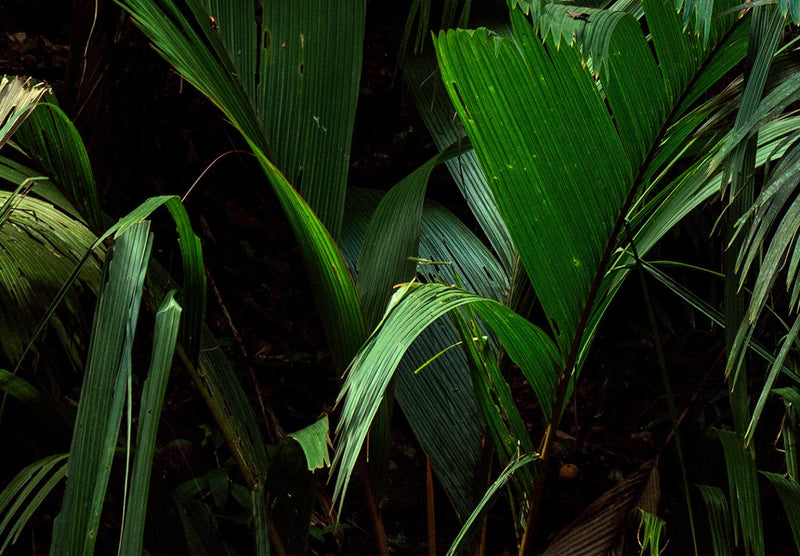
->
[51,222,153,554]
[119,291,182,556]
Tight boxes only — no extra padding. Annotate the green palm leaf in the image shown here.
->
[761,471,800,552]
[119,0,368,369]
[447,452,539,555]
[332,281,560,512]
[697,484,734,556]
[358,142,469,326]
[433,0,744,355]
[255,1,364,237]
[119,291,182,556]
[14,97,102,228]
[0,454,68,553]
[715,428,764,555]
[425,0,748,543]
[400,48,516,274]
[342,189,507,520]
[51,221,153,554]
[0,190,103,365]
[436,15,632,348]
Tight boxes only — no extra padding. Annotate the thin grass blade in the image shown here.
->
[446,452,539,555]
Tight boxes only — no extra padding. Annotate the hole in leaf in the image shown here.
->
[263,29,271,49]
[299,63,304,75]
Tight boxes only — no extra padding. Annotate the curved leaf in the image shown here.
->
[761,472,800,552]
[358,143,467,327]
[15,98,102,228]
[697,484,734,556]
[0,190,103,365]
[256,1,365,237]
[333,282,560,512]
[0,454,68,553]
[435,19,632,348]
[343,188,507,520]
[119,0,369,369]
[0,76,47,150]
[447,452,539,555]
[51,222,153,555]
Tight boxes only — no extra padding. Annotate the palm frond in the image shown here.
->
[0,190,103,366]
[342,187,505,520]
[761,471,800,552]
[333,282,560,512]
[51,221,153,554]
[14,96,102,227]
[714,429,764,555]
[119,291,182,556]
[696,484,734,556]
[119,0,368,368]
[0,454,68,553]
[0,76,47,150]
[358,143,466,327]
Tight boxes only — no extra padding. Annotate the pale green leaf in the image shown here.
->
[287,414,331,471]
[342,188,504,520]
[333,282,560,512]
[0,76,47,150]
[51,222,153,555]
[119,291,182,556]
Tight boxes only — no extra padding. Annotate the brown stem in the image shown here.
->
[358,459,390,556]
[426,456,437,556]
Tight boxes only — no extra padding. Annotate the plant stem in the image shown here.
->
[426,456,437,556]
[628,221,698,556]
[358,458,390,556]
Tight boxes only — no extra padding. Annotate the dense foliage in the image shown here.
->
[1,0,800,553]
